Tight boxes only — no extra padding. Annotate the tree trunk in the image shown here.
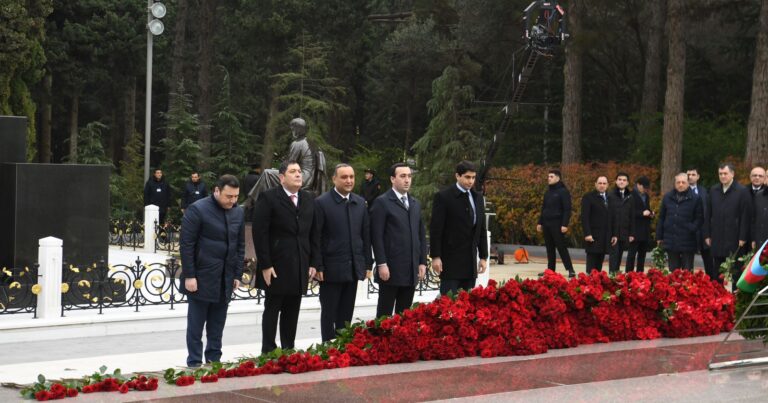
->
[261,86,280,170]
[746,0,768,166]
[561,0,583,164]
[197,0,216,161]
[68,93,79,163]
[170,0,188,93]
[119,76,137,166]
[660,0,686,193]
[38,73,52,163]
[404,76,415,155]
[639,0,666,139]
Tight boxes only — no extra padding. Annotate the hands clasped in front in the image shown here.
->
[262,267,321,287]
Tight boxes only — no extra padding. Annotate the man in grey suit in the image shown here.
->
[370,163,427,318]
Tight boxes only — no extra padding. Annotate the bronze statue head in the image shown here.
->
[290,117,307,140]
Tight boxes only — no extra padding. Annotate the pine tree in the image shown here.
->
[211,68,256,179]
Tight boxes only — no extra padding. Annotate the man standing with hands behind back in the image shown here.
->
[313,164,373,341]
[253,160,319,354]
[430,161,488,296]
[371,163,427,318]
[179,174,245,368]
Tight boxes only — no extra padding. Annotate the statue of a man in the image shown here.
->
[287,118,316,189]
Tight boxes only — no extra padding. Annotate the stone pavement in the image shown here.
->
[0,245,755,402]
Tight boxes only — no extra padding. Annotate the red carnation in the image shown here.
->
[34,390,50,401]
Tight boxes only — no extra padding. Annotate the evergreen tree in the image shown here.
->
[211,68,257,179]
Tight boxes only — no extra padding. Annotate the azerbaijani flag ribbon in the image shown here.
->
[737,240,768,293]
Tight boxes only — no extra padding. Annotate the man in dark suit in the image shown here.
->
[314,164,373,341]
[705,163,752,290]
[536,169,575,278]
[371,163,427,318]
[626,176,653,272]
[581,176,616,272]
[430,161,489,296]
[252,160,319,353]
[656,173,703,271]
[687,168,714,278]
[749,167,765,197]
[608,172,635,273]
[179,174,245,367]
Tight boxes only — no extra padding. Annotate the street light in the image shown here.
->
[144,1,166,183]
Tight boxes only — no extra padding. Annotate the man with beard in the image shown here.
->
[536,169,575,277]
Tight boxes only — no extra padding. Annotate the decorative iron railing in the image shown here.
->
[108,219,181,253]
[366,259,440,297]
[60,257,319,316]
[0,265,39,317]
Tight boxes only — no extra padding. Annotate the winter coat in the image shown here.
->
[609,187,635,242]
[656,189,703,253]
[705,182,752,258]
[581,190,613,254]
[181,180,208,209]
[538,181,572,227]
[631,188,652,242]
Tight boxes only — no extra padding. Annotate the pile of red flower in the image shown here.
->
[22,269,734,400]
[180,269,733,381]
[21,368,158,401]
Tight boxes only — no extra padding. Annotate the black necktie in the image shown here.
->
[601,193,607,206]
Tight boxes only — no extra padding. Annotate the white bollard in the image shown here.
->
[477,230,492,287]
[37,236,63,319]
[144,204,159,253]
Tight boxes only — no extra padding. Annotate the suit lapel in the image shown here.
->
[389,189,408,212]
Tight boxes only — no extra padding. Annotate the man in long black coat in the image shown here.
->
[581,176,615,272]
[536,169,575,277]
[179,174,245,367]
[253,160,319,353]
[430,161,489,296]
[705,163,752,290]
[753,182,768,249]
[144,168,172,224]
[687,168,714,279]
[656,173,703,271]
[626,176,653,272]
[313,164,372,341]
[371,163,427,318]
[608,173,635,273]
[181,171,208,214]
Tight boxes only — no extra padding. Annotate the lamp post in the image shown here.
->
[144,1,167,183]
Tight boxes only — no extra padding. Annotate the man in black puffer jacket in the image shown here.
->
[656,173,703,271]
[179,174,245,367]
[537,169,575,277]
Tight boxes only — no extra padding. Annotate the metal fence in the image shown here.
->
[108,219,180,253]
[0,265,39,317]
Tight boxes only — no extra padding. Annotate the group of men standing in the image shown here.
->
[177,160,488,368]
[541,165,767,294]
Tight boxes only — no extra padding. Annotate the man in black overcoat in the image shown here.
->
[608,172,635,273]
[313,164,372,341]
[179,174,245,367]
[656,173,703,271]
[430,161,489,296]
[535,169,575,277]
[371,163,427,318]
[581,176,616,272]
[687,168,714,279]
[144,168,172,224]
[626,176,653,272]
[252,160,320,353]
[705,163,752,290]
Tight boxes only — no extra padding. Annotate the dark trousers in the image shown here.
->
[376,284,415,318]
[319,281,357,342]
[542,224,575,273]
[186,297,229,367]
[586,253,606,272]
[440,278,476,296]
[667,250,695,271]
[701,248,716,281]
[626,240,649,272]
[261,293,302,354]
[609,240,631,273]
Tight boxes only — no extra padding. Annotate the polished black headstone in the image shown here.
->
[0,116,27,164]
[0,163,110,268]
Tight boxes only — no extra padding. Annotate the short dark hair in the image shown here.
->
[215,174,239,189]
[455,160,477,175]
[548,169,561,178]
[153,168,162,173]
[686,167,699,174]
[636,176,650,187]
[279,160,301,175]
[333,163,352,177]
[616,172,630,181]
[390,162,410,177]
[718,163,735,174]
[190,171,199,176]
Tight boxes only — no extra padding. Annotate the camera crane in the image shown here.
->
[476,0,569,191]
